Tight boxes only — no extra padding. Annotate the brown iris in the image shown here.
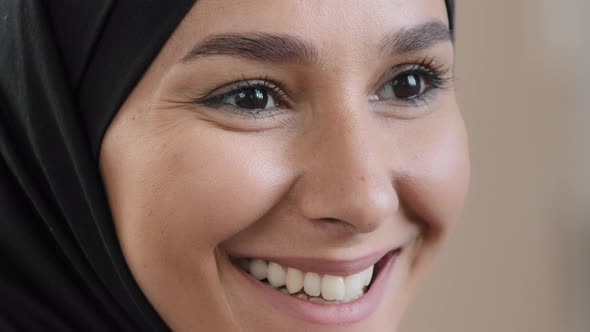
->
[390,73,425,99]
[234,87,269,109]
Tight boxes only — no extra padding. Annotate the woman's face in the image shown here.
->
[100,0,469,330]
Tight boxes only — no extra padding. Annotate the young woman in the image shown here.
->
[0,0,468,331]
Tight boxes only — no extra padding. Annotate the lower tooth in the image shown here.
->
[307,298,344,305]
[309,297,325,304]
[288,290,365,304]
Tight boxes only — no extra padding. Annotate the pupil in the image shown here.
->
[235,88,268,109]
[393,73,422,99]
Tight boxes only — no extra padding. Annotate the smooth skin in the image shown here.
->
[100,0,470,331]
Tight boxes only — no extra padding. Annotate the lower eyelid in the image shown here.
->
[375,87,442,108]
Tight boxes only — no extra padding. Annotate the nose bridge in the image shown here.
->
[294,102,399,233]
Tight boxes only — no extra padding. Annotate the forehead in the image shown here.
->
[173,0,449,54]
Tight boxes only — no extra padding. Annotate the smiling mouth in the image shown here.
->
[230,249,400,305]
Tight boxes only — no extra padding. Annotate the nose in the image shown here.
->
[293,102,399,234]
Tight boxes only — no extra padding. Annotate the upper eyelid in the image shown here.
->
[385,60,449,79]
[205,80,276,97]
[195,79,282,102]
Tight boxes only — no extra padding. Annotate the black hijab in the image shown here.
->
[0,1,454,330]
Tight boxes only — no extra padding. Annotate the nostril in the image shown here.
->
[320,218,341,223]
[313,217,360,234]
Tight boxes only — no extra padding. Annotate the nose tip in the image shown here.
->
[293,118,399,234]
[296,170,399,234]
[339,178,399,233]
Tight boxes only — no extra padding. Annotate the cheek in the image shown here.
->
[395,111,470,235]
[139,126,292,254]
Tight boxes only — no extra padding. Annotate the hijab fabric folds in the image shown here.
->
[0,1,454,330]
[0,1,194,330]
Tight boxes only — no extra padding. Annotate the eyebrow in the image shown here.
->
[180,33,318,64]
[380,21,452,56]
[180,21,451,65]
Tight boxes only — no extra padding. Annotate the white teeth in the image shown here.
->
[344,273,365,301]
[321,275,345,301]
[267,262,286,288]
[249,259,268,280]
[286,267,304,294]
[240,257,376,303]
[362,265,374,286]
[303,272,321,297]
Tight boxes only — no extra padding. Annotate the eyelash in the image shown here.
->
[385,57,452,106]
[193,57,452,117]
[199,75,288,104]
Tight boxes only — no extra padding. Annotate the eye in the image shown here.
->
[371,58,451,106]
[197,79,287,115]
[223,86,279,110]
[375,71,429,101]
[190,78,295,130]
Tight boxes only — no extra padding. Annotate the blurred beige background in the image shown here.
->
[400,1,590,332]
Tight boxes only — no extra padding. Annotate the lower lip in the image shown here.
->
[230,249,400,326]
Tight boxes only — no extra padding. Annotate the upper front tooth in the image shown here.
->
[362,265,374,286]
[321,275,345,301]
[267,262,287,287]
[303,272,321,296]
[286,267,304,294]
[344,273,364,300]
[249,259,268,280]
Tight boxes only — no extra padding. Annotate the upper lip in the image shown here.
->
[228,247,399,276]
